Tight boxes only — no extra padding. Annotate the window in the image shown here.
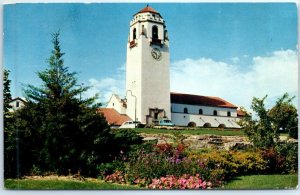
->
[184,108,188,114]
[227,111,231,117]
[199,109,203,115]
[16,101,19,107]
[152,26,158,39]
[213,110,217,116]
[133,28,136,40]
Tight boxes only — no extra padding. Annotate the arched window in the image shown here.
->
[152,26,158,39]
[184,108,188,114]
[199,109,203,115]
[227,111,231,117]
[213,110,217,116]
[133,28,136,40]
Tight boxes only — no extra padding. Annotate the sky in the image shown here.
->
[3,2,298,113]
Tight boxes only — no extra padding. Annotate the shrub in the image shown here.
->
[261,142,298,174]
[97,160,125,179]
[275,142,298,173]
[188,150,267,182]
[187,122,196,127]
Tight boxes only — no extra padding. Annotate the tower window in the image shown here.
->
[184,108,188,114]
[133,28,136,40]
[213,110,217,116]
[152,26,158,39]
[199,109,203,115]
[227,111,231,117]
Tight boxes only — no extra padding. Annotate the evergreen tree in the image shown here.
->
[3,69,16,178]
[5,31,142,178]
[18,32,112,176]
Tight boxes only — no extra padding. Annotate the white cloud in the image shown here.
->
[170,49,298,112]
[83,63,126,105]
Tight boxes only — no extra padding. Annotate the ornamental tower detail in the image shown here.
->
[125,5,171,124]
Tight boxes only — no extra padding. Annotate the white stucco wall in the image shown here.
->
[9,98,25,112]
[171,103,237,117]
[106,94,126,114]
[171,103,240,128]
[126,11,171,124]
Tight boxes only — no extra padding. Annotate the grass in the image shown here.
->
[4,178,141,190]
[223,174,298,190]
[134,127,246,136]
[5,175,298,190]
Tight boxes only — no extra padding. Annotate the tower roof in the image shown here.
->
[135,5,161,16]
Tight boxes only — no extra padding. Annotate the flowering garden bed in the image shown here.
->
[98,140,298,189]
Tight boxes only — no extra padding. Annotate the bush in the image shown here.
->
[188,150,267,182]
[97,160,125,179]
[261,142,298,174]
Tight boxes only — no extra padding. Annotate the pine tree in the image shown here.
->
[19,32,111,175]
[3,69,16,178]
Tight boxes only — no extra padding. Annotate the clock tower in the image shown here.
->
[125,5,171,125]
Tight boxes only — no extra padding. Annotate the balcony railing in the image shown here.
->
[150,38,162,46]
[129,40,137,48]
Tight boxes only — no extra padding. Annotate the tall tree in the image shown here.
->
[5,31,142,178]
[3,69,16,178]
[18,31,111,176]
[243,95,275,148]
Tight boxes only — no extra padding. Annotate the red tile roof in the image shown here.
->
[135,5,160,16]
[237,109,247,117]
[171,92,238,109]
[98,108,132,126]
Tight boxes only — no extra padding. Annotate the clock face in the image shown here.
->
[151,48,162,60]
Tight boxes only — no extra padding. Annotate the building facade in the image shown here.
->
[9,97,26,112]
[125,5,171,124]
[105,5,242,128]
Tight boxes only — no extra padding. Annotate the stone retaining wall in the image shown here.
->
[140,133,251,150]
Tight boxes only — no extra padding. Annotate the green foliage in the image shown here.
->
[4,32,142,178]
[189,150,267,183]
[97,160,125,179]
[111,129,143,152]
[3,69,17,178]
[268,93,298,139]
[241,93,298,149]
[243,95,275,148]
[260,142,298,174]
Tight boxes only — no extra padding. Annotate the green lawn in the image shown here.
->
[134,128,246,136]
[4,178,141,190]
[224,174,298,189]
[5,175,298,190]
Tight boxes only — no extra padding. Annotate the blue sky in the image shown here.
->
[3,2,298,112]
